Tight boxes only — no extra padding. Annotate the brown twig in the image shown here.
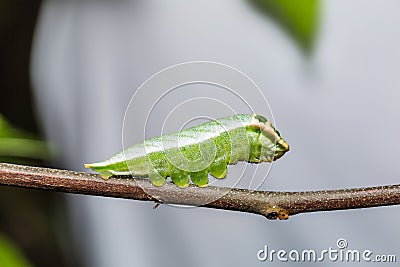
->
[0,163,399,220]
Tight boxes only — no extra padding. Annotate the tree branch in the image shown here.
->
[0,163,399,220]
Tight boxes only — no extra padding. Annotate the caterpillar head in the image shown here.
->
[252,114,289,162]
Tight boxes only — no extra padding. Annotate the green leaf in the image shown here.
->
[0,114,52,160]
[247,0,319,53]
[0,233,33,267]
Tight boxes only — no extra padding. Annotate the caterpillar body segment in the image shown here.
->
[85,114,289,188]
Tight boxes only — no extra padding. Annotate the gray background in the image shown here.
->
[31,0,400,266]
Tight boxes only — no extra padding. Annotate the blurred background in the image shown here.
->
[1,0,400,266]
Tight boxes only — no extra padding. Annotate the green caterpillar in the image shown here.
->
[85,114,289,188]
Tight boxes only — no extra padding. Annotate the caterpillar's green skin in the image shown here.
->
[85,114,289,188]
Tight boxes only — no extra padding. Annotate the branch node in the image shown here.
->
[261,206,290,220]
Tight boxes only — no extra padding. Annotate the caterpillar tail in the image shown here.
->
[84,163,113,179]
